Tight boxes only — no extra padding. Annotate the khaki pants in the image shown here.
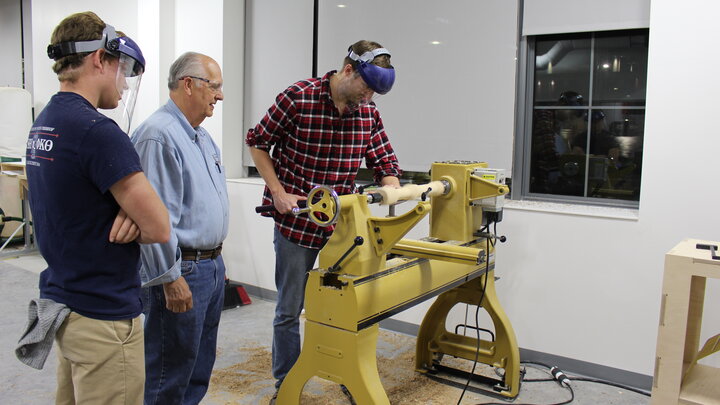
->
[55,312,144,405]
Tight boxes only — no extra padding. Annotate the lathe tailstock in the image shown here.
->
[276,161,520,404]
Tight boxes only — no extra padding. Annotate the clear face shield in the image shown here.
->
[101,53,144,133]
[46,25,146,133]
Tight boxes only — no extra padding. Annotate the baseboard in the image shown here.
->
[238,285,652,391]
[519,346,652,390]
[241,283,277,301]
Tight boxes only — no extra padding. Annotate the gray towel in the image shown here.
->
[15,298,70,370]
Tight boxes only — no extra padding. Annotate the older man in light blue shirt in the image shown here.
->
[131,51,228,405]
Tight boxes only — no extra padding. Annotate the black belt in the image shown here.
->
[180,244,223,261]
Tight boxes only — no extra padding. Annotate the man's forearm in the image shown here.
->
[249,147,284,195]
[249,146,310,213]
[110,172,170,244]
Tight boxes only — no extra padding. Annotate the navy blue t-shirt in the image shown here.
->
[26,92,144,320]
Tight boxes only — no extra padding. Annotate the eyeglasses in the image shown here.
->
[181,75,223,94]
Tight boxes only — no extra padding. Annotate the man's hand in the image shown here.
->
[109,209,140,243]
[380,176,401,189]
[162,276,193,313]
[272,189,307,214]
[109,172,170,244]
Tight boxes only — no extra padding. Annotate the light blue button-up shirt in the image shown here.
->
[131,99,229,287]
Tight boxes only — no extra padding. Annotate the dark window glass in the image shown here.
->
[534,33,591,107]
[592,30,649,107]
[527,29,648,203]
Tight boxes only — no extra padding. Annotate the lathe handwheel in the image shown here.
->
[305,186,340,227]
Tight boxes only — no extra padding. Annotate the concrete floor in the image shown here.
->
[0,252,650,404]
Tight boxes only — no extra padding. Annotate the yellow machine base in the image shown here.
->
[416,273,520,398]
[276,322,389,405]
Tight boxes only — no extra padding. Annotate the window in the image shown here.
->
[514,29,649,207]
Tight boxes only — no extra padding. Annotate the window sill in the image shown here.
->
[504,199,639,221]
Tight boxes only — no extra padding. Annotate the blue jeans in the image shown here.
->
[272,228,320,387]
[143,255,226,405]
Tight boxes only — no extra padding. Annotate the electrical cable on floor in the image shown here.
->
[560,376,651,397]
[474,361,650,405]
[451,222,649,405]
[456,230,491,405]
[473,362,575,405]
[519,361,651,397]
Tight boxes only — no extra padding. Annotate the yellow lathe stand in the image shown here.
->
[276,161,520,404]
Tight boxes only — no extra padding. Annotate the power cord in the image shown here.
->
[473,362,574,405]
[561,376,650,397]
[473,361,650,405]
[460,223,492,337]
[451,222,649,404]
[519,361,650,397]
[456,228,492,405]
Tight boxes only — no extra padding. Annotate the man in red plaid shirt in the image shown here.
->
[246,40,401,403]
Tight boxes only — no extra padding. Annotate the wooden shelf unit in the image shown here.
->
[652,239,720,405]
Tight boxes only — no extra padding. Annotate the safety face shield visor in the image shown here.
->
[348,47,395,95]
[47,25,146,133]
[357,63,395,95]
[100,53,144,133]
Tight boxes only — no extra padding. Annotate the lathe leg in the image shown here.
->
[277,321,390,405]
[415,271,520,398]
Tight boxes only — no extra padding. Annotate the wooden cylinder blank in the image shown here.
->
[376,180,446,205]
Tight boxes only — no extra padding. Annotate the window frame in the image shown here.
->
[512,30,648,209]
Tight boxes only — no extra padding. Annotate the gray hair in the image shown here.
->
[167,52,206,90]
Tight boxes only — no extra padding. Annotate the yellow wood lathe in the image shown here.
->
[276,161,520,404]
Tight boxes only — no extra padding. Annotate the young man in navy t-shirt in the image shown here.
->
[25,11,169,404]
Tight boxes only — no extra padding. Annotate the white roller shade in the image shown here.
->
[523,0,650,36]
[0,87,32,159]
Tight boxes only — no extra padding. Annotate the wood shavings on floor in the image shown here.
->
[206,329,487,404]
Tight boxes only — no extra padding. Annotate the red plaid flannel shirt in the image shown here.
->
[246,71,401,249]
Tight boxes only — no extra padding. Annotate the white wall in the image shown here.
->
[498,0,720,375]
[317,0,518,172]
[173,0,224,147]
[0,0,24,88]
[640,0,720,365]
[241,0,314,173]
[28,1,139,117]
[23,0,720,381]
[25,0,234,139]
[523,0,650,35]
[221,0,245,177]
[228,0,720,379]
[224,180,277,290]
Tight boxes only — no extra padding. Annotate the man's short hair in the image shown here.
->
[167,52,206,90]
[343,40,391,70]
[49,11,117,82]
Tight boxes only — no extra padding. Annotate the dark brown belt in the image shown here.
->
[180,244,223,261]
